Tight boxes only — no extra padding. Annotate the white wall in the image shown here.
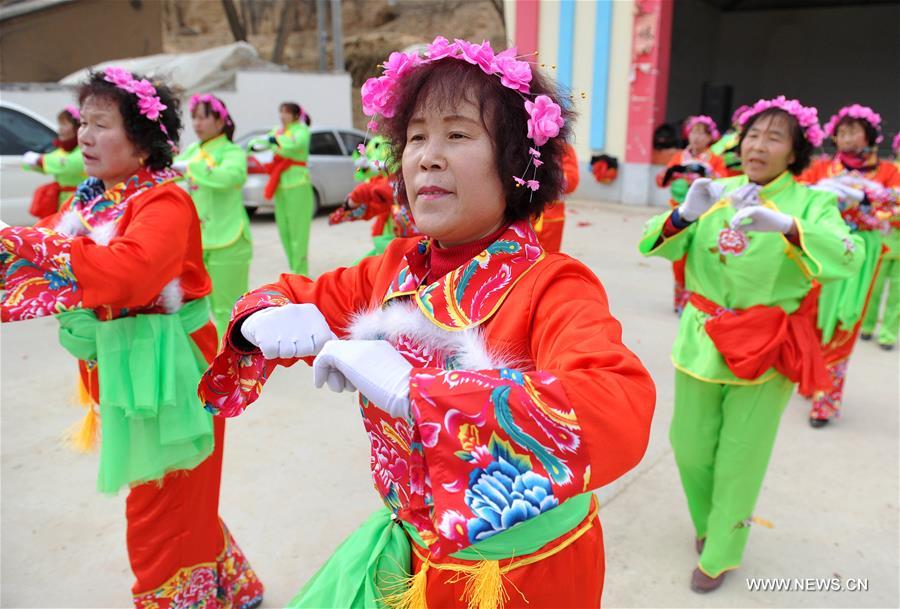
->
[1,70,354,147]
[182,71,353,146]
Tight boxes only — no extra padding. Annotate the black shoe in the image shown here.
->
[879,343,895,351]
[860,332,873,341]
[809,417,830,428]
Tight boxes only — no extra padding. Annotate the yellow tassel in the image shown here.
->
[382,561,429,609]
[462,560,507,609]
[65,377,99,453]
[751,516,775,529]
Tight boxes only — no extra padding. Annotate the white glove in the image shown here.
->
[730,206,795,234]
[811,179,864,204]
[22,151,41,167]
[313,339,412,419]
[240,303,337,359]
[171,160,189,174]
[728,183,762,210]
[678,178,727,222]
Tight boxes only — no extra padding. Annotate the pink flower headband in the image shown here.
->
[738,96,824,148]
[683,115,720,141]
[189,94,231,124]
[102,66,175,150]
[63,104,80,121]
[823,104,883,144]
[360,36,565,193]
[893,132,900,154]
[731,104,750,127]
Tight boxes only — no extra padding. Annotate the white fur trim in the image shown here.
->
[347,300,520,370]
[54,210,85,238]
[88,221,118,246]
[159,279,183,314]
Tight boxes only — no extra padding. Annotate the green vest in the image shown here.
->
[176,135,251,249]
[639,171,863,384]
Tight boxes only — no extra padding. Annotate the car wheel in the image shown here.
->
[312,188,322,215]
[245,206,258,218]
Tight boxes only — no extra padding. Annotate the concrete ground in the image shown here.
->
[1,200,898,608]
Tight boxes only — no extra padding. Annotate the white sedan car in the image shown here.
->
[0,101,58,226]
[235,127,367,215]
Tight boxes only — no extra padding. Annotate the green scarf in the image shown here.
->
[57,299,214,493]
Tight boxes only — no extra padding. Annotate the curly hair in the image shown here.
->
[77,71,182,170]
[381,58,575,222]
[738,108,813,175]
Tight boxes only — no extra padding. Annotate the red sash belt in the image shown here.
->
[263,155,307,200]
[689,286,829,395]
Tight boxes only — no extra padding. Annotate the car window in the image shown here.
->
[0,107,56,155]
[309,131,343,156]
[339,131,365,156]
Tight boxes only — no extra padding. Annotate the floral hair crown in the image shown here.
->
[360,36,565,194]
[731,104,750,127]
[737,96,824,147]
[683,115,720,141]
[189,94,232,125]
[893,132,900,154]
[63,104,81,121]
[102,66,175,151]
[823,104,883,144]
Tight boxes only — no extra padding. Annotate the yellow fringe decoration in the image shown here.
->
[751,516,775,529]
[65,376,99,453]
[461,560,507,609]
[382,561,429,609]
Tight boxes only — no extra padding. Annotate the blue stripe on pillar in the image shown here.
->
[556,0,575,91]
[589,0,613,150]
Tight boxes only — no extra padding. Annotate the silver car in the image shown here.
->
[235,127,367,215]
[0,101,58,226]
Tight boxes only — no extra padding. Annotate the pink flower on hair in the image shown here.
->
[529,147,541,158]
[126,78,157,99]
[824,104,883,143]
[103,67,133,88]
[526,179,540,191]
[493,48,532,94]
[137,95,167,121]
[893,132,900,154]
[455,39,495,75]
[427,36,457,61]
[64,105,80,121]
[383,51,421,79]
[683,115,721,141]
[533,158,543,167]
[738,96,824,147]
[361,75,396,118]
[525,95,564,146]
[513,176,526,187]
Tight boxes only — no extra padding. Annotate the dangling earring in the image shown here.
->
[139,157,145,166]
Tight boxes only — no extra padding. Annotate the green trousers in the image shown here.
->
[203,235,252,339]
[670,370,794,577]
[274,183,314,276]
[861,257,899,346]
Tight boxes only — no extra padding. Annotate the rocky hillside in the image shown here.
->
[163,0,506,127]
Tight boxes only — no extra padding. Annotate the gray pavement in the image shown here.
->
[1,200,898,608]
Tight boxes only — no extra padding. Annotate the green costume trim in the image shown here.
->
[56,299,214,493]
[288,493,593,608]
